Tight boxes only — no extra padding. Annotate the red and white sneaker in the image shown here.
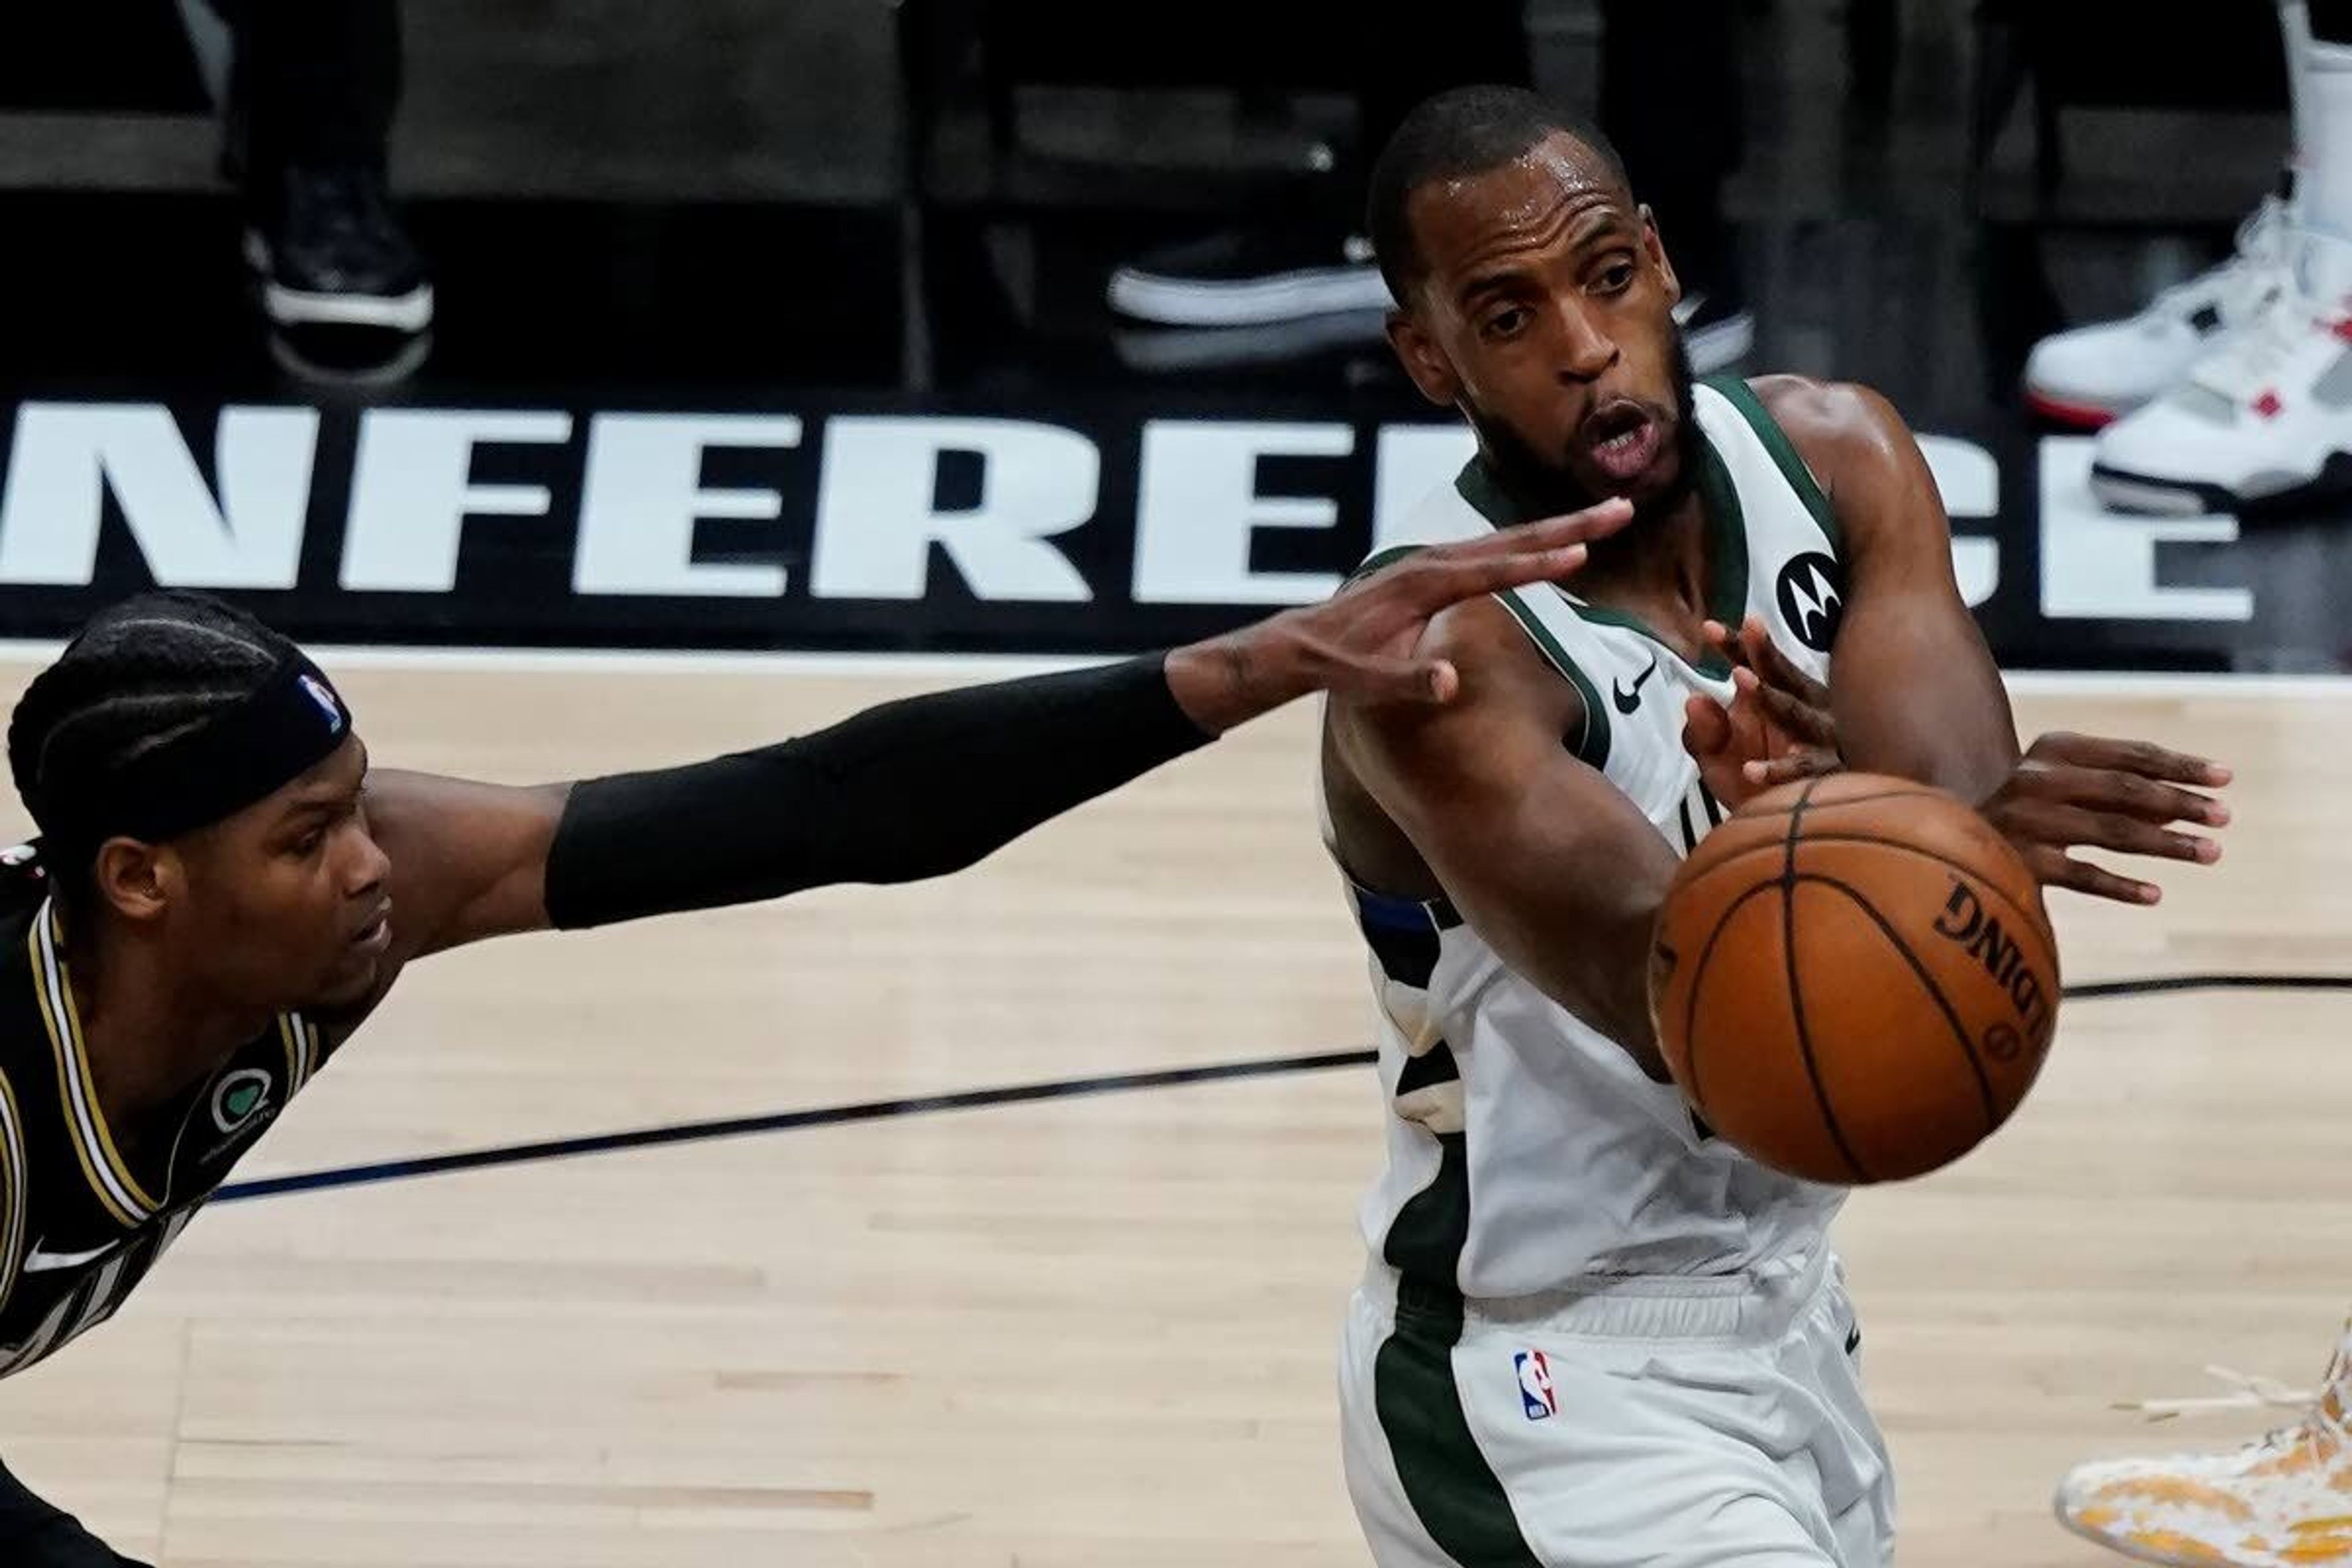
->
[2055,1319,2352,1568]
[2024,198,2292,429]
[2091,227,2352,516]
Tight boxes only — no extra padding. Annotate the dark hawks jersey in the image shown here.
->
[0,859,338,1378]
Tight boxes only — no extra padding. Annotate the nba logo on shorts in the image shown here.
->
[1513,1350,1556,1421]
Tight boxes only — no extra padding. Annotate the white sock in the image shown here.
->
[2293,1,2352,239]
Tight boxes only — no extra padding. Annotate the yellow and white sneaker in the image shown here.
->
[2056,1322,2352,1567]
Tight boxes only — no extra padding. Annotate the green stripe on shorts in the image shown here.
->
[1374,1286,1544,1567]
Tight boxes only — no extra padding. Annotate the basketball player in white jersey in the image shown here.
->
[1320,86,2234,1567]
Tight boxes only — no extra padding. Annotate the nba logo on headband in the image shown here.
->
[298,674,345,735]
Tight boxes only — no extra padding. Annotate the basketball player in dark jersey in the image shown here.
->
[0,502,1634,1566]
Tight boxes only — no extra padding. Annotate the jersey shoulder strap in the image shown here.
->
[0,861,47,1321]
[1363,465,1618,769]
[1695,375,1841,555]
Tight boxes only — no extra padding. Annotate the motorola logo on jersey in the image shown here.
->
[212,1068,273,1136]
[1774,552,1845,653]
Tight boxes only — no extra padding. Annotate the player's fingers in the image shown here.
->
[2045,804,2223,866]
[1743,749,1841,788]
[2028,764,2230,827]
[1702,619,1741,665]
[1420,497,1635,569]
[1508,495,1637,549]
[1724,668,1784,758]
[1751,681,1838,747]
[1742,618,1833,707]
[1682,693,1732,758]
[2033,847,2163,905]
[1395,543,1591,608]
[1396,657,1461,704]
[1324,650,1460,706]
[2026,731,2233,789]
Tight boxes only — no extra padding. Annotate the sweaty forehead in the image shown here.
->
[1409,134,1632,276]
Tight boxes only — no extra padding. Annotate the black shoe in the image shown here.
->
[1108,228,1392,327]
[244,164,434,334]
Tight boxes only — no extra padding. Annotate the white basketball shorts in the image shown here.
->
[1339,1249,1894,1567]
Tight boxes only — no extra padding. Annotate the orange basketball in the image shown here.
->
[1646,772,2061,1185]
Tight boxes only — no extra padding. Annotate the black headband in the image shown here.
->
[42,653,355,851]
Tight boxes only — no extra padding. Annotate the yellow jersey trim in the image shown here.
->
[0,1067,26,1312]
[30,904,157,1226]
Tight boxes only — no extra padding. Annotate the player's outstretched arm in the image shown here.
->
[1770,378,2230,904]
[1328,595,1679,1077]
[360,499,1634,963]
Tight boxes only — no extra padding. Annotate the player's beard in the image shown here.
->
[1468,330,1702,527]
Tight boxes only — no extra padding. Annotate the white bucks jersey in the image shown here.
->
[1338,377,1852,1297]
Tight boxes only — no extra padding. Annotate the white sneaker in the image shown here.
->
[2025,198,2293,429]
[2090,226,2352,516]
[2054,1319,2352,1568]
[1673,289,1757,376]
[1107,230,1392,327]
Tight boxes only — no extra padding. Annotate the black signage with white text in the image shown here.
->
[0,394,2296,670]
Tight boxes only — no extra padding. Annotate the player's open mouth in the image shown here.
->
[1580,402,1662,484]
[351,903,393,954]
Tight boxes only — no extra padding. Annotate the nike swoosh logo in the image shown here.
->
[1844,1325,1863,1356]
[1612,658,1660,714]
[23,1238,124,1274]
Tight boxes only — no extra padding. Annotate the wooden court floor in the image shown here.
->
[0,652,2342,1568]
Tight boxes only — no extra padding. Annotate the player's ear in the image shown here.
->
[1637,203,1682,311]
[91,838,172,924]
[1387,304,1463,408]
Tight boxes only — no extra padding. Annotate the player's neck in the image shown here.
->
[1577,484,1713,619]
[64,919,277,1142]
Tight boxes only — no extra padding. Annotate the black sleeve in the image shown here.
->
[541,655,1214,930]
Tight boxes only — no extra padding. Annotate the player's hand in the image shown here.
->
[1166,497,1635,732]
[1977,731,2231,905]
[1681,616,1840,809]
